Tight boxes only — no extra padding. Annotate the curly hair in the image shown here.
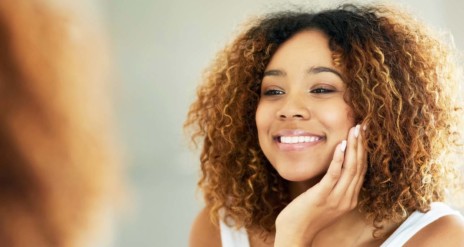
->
[185,3,464,235]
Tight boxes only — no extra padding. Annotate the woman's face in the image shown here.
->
[256,30,355,183]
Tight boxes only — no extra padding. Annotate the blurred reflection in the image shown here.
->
[0,1,123,246]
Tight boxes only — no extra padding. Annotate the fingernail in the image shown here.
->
[340,140,347,152]
[363,124,367,131]
[354,124,360,138]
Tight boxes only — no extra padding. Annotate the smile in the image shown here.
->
[278,136,322,144]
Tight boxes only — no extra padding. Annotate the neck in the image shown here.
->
[287,175,323,199]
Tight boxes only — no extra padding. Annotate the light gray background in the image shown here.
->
[96,0,464,246]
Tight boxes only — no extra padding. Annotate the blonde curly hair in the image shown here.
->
[185,3,464,235]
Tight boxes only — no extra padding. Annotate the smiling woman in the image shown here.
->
[185,3,464,247]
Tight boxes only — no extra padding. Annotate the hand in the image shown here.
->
[274,124,367,247]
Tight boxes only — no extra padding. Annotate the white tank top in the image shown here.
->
[219,202,463,247]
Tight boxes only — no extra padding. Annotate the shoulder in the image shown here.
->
[189,207,222,247]
[406,213,464,246]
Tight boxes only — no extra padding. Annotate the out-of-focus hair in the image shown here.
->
[185,4,463,235]
[0,1,122,246]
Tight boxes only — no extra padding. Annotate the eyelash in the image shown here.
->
[310,88,336,94]
[262,87,335,96]
[263,89,284,96]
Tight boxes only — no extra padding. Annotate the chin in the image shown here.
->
[280,173,324,183]
[275,163,327,183]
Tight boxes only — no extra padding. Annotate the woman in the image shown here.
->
[186,4,464,246]
[0,1,122,246]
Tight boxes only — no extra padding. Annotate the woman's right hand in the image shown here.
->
[274,124,367,247]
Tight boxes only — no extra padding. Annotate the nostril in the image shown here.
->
[278,113,307,119]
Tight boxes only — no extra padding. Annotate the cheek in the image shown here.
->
[319,104,355,129]
[255,102,270,133]
[343,105,356,126]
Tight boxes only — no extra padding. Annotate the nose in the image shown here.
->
[276,95,310,120]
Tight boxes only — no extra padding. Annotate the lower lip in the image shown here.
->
[275,139,323,151]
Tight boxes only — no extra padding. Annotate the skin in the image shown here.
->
[189,30,464,247]
[256,30,355,187]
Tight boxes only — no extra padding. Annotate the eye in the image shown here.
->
[263,89,285,96]
[309,87,336,94]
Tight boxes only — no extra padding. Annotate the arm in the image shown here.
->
[405,214,464,246]
[189,207,222,247]
[274,124,367,246]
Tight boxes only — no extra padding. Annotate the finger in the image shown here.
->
[356,124,365,175]
[352,165,366,204]
[331,125,359,201]
[316,140,347,197]
[351,124,368,203]
[345,124,365,205]
[345,125,364,203]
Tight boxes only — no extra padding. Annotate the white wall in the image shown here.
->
[99,0,464,246]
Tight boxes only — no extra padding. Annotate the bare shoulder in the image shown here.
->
[189,207,222,247]
[406,214,464,246]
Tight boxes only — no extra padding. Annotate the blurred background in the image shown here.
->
[89,0,464,246]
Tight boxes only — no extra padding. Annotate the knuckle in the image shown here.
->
[328,169,341,179]
[356,158,364,169]
[345,166,357,176]
[328,199,340,209]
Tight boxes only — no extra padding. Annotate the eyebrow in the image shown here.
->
[263,66,343,79]
[307,66,343,79]
[263,69,286,77]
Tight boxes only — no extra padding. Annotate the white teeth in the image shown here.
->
[279,136,321,144]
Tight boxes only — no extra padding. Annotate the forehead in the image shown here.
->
[267,30,334,66]
[265,30,343,76]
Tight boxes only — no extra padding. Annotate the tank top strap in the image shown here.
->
[381,202,464,246]
[219,209,250,247]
